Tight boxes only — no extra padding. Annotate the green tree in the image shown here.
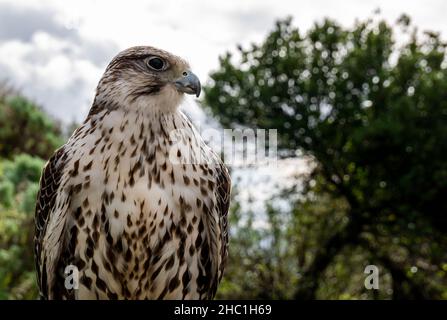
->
[0,94,63,160]
[0,83,64,299]
[205,15,447,299]
[0,154,44,299]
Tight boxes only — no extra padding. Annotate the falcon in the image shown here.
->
[34,46,231,300]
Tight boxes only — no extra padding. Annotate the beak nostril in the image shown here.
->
[174,70,201,97]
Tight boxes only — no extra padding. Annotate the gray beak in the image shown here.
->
[174,70,201,97]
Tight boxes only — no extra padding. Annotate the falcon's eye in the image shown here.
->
[146,57,166,71]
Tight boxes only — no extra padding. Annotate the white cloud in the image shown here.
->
[0,1,118,121]
[0,30,108,120]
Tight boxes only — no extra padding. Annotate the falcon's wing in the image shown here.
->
[34,147,67,299]
[215,162,231,281]
[200,160,231,299]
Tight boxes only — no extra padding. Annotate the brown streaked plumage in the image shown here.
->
[34,46,231,300]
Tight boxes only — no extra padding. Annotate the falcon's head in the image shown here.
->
[93,46,200,113]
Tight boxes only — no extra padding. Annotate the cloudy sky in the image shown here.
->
[0,0,446,123]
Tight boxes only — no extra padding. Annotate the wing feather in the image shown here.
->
[215,162,231,281]
[34,147,67,299]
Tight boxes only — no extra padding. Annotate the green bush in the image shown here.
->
[0,95,63,160]
[0,154,46,299]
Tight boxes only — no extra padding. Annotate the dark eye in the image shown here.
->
[147,57,166,71]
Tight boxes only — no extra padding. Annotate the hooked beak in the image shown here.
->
[174,70,201,97]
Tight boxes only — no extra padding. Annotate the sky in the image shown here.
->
[1,0,447,123]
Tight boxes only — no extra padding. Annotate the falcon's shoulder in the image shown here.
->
[34,146,68,298]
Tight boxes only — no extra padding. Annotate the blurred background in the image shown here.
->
[0,0,447,299]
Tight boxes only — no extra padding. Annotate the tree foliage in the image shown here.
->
[0,154,44,299]
[0,94,63,160]
[0,86,64,299]
[207,15,447,299]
